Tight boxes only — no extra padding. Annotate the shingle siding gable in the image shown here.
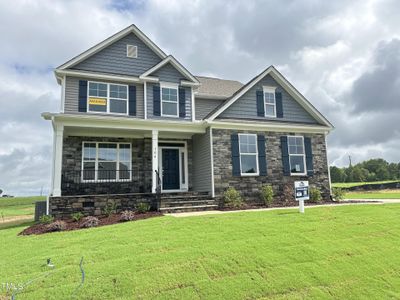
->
[218,74,319,124]
[70,33,162,76]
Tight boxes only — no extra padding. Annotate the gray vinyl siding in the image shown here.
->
[71,33,162,76]
[152,63,186,83]
[192,128,212,193]
[195,98,224,120]
[218,74,318,124]
[147,82,192,121]
[64,76,144,118]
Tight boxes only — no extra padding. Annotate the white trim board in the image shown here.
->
[55,69,140,84]
[57,24,167,70]
[140,55,200,85]
[207,66,334,130]
[207,120,331,134]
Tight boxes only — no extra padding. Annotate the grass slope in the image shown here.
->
[1,204,400,299]
[0,196,45,218]
[332,180,399,188]
[345,190,400,199]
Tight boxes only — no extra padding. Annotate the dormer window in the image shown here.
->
[126,44,137,58]
[263,86,277,117]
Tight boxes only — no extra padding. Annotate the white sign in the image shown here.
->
[294,181,309,201]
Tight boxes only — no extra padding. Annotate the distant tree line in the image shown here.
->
[330,159,400,183]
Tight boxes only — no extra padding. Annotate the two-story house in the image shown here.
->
[42,24,333,217]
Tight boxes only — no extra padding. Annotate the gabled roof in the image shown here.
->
[140,55,199,84]
[195,76,243,99]
[206,66,334,129]
[57,24,167,70]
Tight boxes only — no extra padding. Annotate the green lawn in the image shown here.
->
[1,204,400,299]
[345,190,400,199]
[0,196,45,218]
[332,180,399,188]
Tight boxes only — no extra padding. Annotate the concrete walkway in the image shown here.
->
[167,199,400,218]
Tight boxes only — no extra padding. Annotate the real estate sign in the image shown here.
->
[89,97,107,106]
[294,181,309,201]
[295,181,309,214]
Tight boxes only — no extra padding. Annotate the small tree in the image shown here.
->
[0,189,2,196]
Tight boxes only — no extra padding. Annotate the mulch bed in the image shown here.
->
[218,199,376,211]
[19,211,163,236]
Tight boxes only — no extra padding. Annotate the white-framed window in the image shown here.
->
[287,136,306,175]
[126,44,138,58]
[263,86,277,117]
[88,81,128,115]
[239,134,259,175]
[82,142,131,182]
[160,82,179,117]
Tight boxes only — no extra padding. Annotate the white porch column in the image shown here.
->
[151,130,159,193]
[52,124,64,197]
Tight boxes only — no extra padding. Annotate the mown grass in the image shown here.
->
[345,189,400,199]
[0,196,45,218]
[1,204,400,299]
[0,196,46,207]
[332,180,400,188]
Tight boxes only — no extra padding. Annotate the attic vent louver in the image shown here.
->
[126,44,137,58]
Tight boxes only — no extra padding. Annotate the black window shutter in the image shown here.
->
[281,136,290,176]
[276,92,283,118]
[231,134,240,176]
[78,80,88,112]
[304,137,314,176]
[257,134,267,176]
[128,85,136,116]
[256,90,264,117]
[153,85,160,116]
[179,87,186,118]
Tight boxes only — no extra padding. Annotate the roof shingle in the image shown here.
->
[195,76,243,98]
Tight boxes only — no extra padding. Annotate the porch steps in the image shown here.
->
[160,204,218,213]
[159,192,218,213]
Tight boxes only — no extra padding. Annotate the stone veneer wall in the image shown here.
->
[62,136,152,195]
[61,136,193,195]
[212,129,330,204]
[49,193,156,218]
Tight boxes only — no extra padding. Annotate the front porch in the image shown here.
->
[47,115,215,215]
[60,135,193,196]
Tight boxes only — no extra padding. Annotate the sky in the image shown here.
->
[0,0,399,195]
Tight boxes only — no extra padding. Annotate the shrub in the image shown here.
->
[260,185,274,207]
[136,203,150,214]
[332,187,345,201]
[39,215,54,224]
[310,187,322,203]
[102,201,117,217]
[223,187,243,208]
[120,210,135,222]
[46,220,66,232]
[71,212,84,222]
[80,216,99,228]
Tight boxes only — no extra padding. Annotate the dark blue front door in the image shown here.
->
[162,149,180,190]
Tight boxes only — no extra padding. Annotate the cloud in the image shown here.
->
[0,0,399,194]
[351,39,400,113]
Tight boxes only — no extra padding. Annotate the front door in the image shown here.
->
[162,148,180,190]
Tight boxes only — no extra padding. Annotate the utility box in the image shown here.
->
[34,201,47,221]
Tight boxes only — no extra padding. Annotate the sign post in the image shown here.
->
[294,181,309,213]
